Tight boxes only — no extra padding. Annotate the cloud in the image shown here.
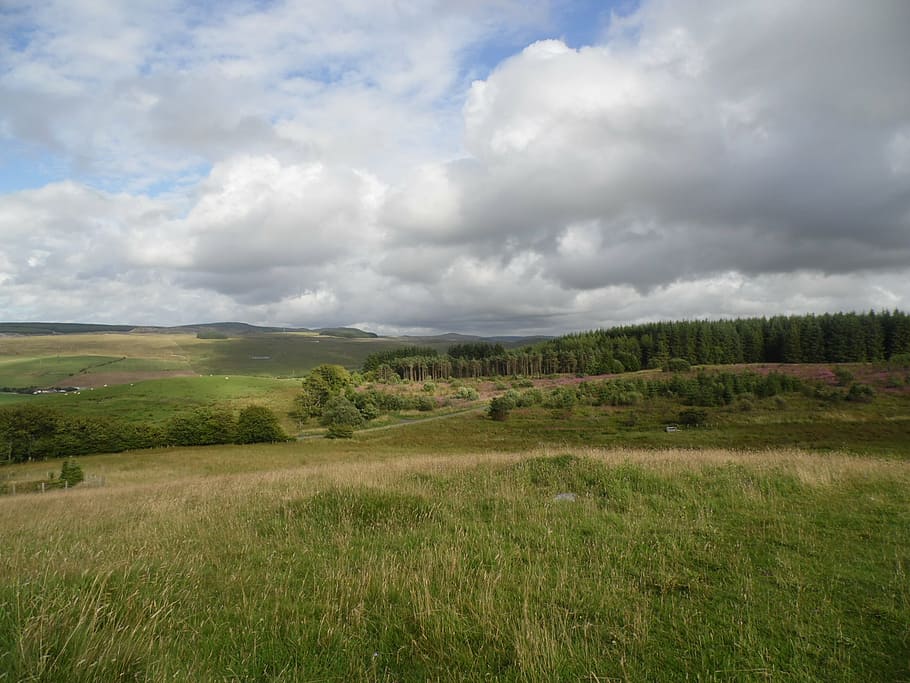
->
[1,0,909,334]
[382,1,910,296]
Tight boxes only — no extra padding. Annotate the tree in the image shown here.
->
[297,364,354,419]
[235,406,286,444]
[0,405,59,462]
[488,396,513,421]
[59,458,84,487]
[320,396,364,429]
[166,408,235,446]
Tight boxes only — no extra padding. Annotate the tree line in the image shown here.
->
[0,404,287,463]
[362,311,910,381]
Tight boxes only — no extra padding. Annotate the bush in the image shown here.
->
[678,409,708,426]
[888,352,910,369]
[833,367,854,386]
[325,424,354,439]
[59,458,84,487]
[415,396,435,412]
[521,388,544,405]
[422,382,436,393]
[488,396,513,421]
[166,408,235,446]
[544,388,577,410]
[454,386,479,401]
[846,383,875,403]
[665,357,691,372]
[321,396,364,428]
[235,406,287,444]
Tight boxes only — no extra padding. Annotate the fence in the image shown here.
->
[0,473,106,496]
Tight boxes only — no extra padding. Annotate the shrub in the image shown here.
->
[415,396,435,412]
[167,408,235,446]
[888,352,910,369]
[678,409,708,426]
[833,367,854,386]
[321,396,364,428]
[665,357,691,372]
[617,391,643,406]
[544,388,577,410]
[488,396,513,421]
[846,383,875,403]
[235,406,287,444]
[454,386,479,401]
[521,388,544,405]
[422,382,436,393]
[59,458,84,487]
[325,424,354,439]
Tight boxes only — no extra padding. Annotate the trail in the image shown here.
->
[296,405,485,440]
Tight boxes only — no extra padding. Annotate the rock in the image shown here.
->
[553,492,577,502]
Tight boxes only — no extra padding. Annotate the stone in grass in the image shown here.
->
[553,492,577,502]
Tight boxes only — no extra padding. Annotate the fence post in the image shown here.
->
[41,482,45,493]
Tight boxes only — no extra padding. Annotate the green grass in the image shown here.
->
[0,393,32,406]
[355,393,910,457]
[36,375,302,427]
[1,446,908,680]
[0,332,451,381]
[0,355,127,387]
[182,333,444,376]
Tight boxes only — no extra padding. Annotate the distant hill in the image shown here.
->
[316,327,378,338]
[0,321,537,345]
[0,322,136,335]
[0,321,381,338]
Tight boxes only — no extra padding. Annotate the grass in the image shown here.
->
[1,445,908,680]
[36,375,302,429]
[354,392,910,457]
[0,332,446,383]
[0,355,127,388]
[1,349,909,678]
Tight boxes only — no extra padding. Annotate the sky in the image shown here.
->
[1,0,908,336]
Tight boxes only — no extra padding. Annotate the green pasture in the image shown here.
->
[182,333,437,376]
[0,332,437,382]
[36,375,301,428]
[0,333,199,363]
[0,355,125,388]
[0,393,32,406]
[1,445,908,681]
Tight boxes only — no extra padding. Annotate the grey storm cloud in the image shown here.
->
[383,1,910,296]
[1,0,909,333]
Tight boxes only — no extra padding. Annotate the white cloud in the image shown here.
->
[1,0,909,334]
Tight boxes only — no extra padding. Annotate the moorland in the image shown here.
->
[1,312,909,680]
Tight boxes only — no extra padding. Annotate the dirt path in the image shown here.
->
[296,405,486,440]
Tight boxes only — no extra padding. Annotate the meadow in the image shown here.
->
[1,442,908,681]
[0,332,447,388]
[1,331,909,680]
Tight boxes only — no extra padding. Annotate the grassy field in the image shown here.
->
[2,342,909,678]
[0,332,439,387]
[28,375,304,432]
[1,443,908,681]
